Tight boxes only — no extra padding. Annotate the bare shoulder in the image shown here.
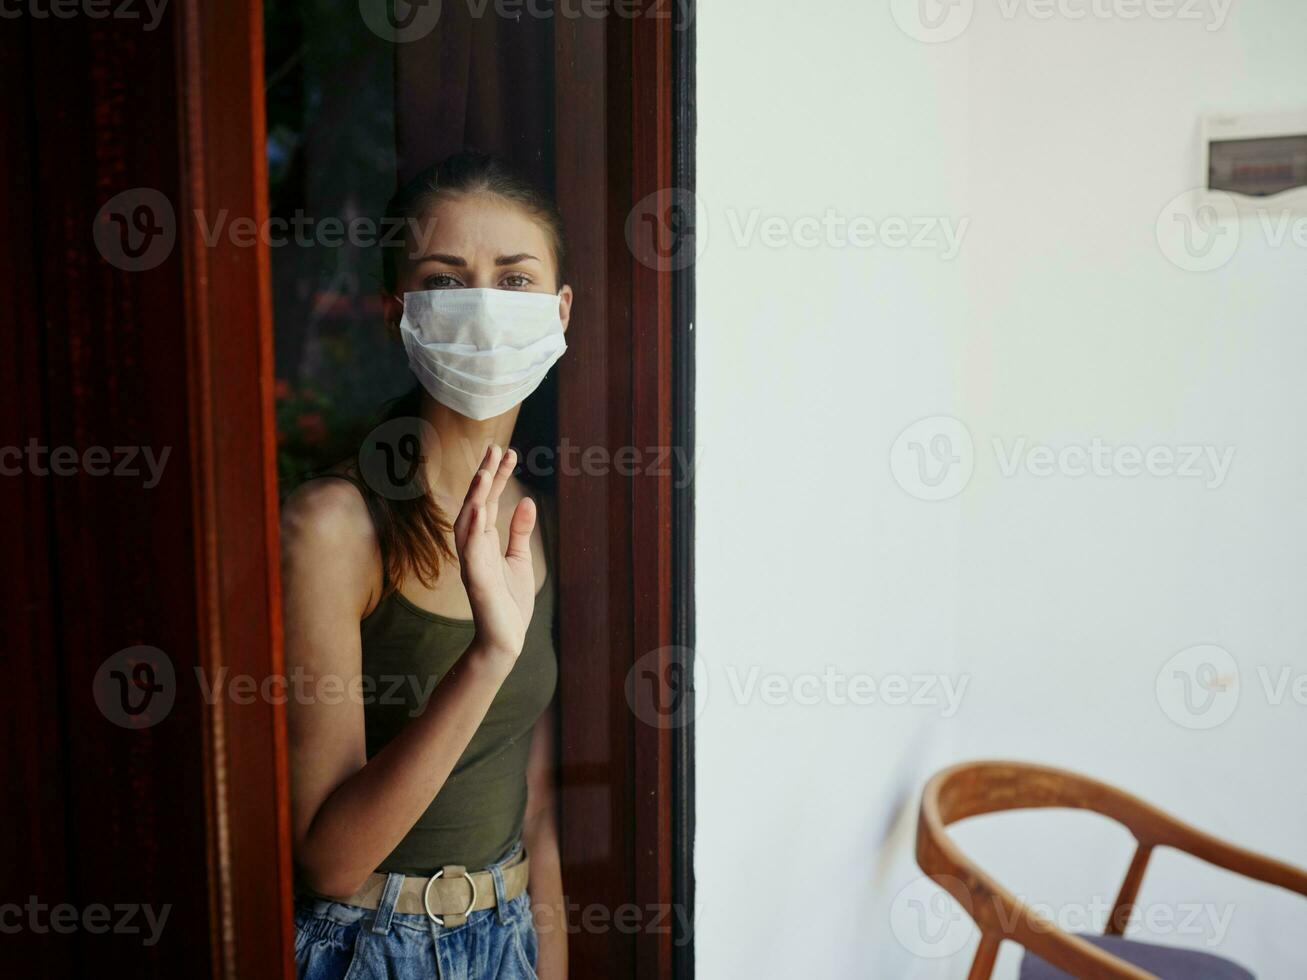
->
[280,477,382,619]
[282,478,375,548]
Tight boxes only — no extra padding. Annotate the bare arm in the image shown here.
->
[284,446,537,898]
[524,703,567,978]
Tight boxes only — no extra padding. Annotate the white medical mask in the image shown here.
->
[398,287,567,421]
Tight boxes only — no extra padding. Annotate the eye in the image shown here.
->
[500,273,533,289]
[423,272,464,289]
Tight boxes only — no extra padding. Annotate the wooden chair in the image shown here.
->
[915,760,1307,979]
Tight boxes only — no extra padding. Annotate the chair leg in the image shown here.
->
[967,933,1001,980]
[1107,844,1153,936]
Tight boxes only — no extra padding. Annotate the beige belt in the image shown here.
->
[307,849,529,928]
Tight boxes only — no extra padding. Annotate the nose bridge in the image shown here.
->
[462,250,502,289]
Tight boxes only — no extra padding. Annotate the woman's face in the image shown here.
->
[384,192,572,332]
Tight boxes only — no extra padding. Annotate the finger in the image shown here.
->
[477,445,503,527]
[461,445,496,509]
[454,449,496,546]
[485,447,516,528]
[504,495,537,564]
[458,503,483,572]
[466,446,499,516]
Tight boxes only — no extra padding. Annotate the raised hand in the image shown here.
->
[453,445,538,660]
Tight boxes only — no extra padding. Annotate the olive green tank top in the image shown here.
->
[315,473,559,876]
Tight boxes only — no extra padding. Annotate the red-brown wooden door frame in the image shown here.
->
[180,1,297,977]
[554,6,691,978]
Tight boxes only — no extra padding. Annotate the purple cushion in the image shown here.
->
[1019,934,1254,980]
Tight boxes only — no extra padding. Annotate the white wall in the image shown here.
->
[695,2,1307,977]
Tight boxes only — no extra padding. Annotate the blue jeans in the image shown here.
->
[293,845,538,980]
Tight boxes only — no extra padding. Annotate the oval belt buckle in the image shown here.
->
[423,866,477,927]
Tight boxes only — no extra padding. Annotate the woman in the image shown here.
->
[281,152,571,979]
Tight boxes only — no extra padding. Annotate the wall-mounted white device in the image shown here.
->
[1203,110,1307,211]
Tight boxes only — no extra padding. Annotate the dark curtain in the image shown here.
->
[396,8,556,192]
[396,10,560,492]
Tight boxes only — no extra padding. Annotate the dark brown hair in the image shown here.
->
[382,151,567,294]
[363,151,566,593]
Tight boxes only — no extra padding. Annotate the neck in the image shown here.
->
[418,389,521,506]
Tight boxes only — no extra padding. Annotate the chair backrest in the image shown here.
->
[915,760,1307,980]
[928,760,1175,841]
[916,761,1155,979]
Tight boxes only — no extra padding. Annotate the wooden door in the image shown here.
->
[5,2,693,977]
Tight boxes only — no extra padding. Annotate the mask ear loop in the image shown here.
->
[385,291,405,334]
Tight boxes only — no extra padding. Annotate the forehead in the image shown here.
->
[409,192,554,264]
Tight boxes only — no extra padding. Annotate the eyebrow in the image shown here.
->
[412,252,542,267]
[413,252,467,267]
